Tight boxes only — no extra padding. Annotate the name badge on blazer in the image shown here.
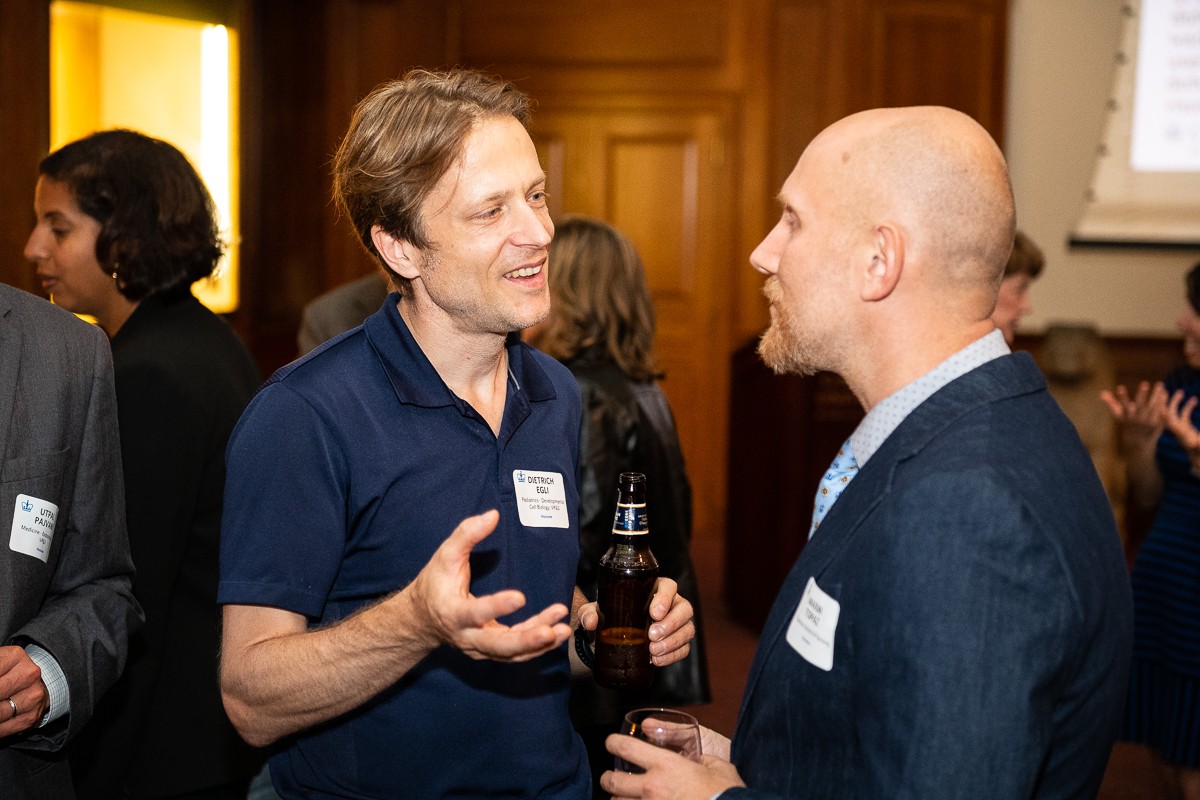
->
[787,577,840,671]
[10,494,57,563]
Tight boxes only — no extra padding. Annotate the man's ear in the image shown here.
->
[371,225,421,281]
[862,223,903,302]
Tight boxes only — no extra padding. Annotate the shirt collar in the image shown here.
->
[850,328,1010,466]
[364,293,556,407]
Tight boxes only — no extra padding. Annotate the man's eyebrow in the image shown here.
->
[476,173,547,206]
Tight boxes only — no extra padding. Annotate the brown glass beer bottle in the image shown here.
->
[594,471,660,689]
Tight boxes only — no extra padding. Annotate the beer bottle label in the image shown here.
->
[612,502,649,534]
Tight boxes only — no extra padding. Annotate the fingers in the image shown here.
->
[1149,381,1170,411]
[0,646,41,702]
[3,683,46,723]
[699,726,732,761]
[577,602,598,632]
[1164,390,1200,449]
[606,731,668,769]
[1167,388,1196,419]
[1131,381,1149,406]
[439,510,500,562]
[0,649,46,738]
[455,589,529,628]
[457,604,571,662]
[648,577,679,621]
[512,602,571,631]
[1183,396,1200,433]
[650,622,694,666]
[645,582,696,665]
[1099,389,1122,419]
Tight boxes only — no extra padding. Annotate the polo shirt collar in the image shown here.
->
[363,292,557,407]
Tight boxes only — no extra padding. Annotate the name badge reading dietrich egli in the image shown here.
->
[10,494,58,564]
[787,577,840,671]
[512,470,569,528]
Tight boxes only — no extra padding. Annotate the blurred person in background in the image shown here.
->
[25,129,263,799]
[526,214,710,797]
[990,229,1044,345]
[295,272,388,356]
[1102,260,1200,800]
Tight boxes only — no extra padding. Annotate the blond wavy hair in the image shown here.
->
[332,68,530,296]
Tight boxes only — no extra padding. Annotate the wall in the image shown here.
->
[1005,0,1199,338]
[0,0,48,297]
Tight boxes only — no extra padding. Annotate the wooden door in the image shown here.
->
[530,98,737,545]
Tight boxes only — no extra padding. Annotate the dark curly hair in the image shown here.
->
[38,129,223,301]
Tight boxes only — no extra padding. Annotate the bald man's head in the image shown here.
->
[806,106,1015,295]
[751,106,1016,388]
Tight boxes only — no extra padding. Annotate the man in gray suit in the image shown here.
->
[296,272,388,356]
[0,283,141,798]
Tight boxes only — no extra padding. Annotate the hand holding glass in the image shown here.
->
[614,707,703,773]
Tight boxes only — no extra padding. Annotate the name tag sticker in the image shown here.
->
[10,494,57,564]
[512,470,569,528]
[786,577,840,671]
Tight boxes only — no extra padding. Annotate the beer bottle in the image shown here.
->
[594,471,660,689]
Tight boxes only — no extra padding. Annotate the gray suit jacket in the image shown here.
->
[728,353,1132,800]
[296,272,389,356]
[0,285,140,799]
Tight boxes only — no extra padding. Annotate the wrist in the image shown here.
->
[383,583,441,654]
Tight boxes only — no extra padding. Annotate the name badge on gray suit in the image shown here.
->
[10,494,57,563]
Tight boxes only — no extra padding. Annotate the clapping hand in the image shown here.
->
[1100,380,1168,453]
[1164,389,1200,475]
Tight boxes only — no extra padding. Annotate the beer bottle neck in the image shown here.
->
[610,531,651,546]
[612,500,648,535]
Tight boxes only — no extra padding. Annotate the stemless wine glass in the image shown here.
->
[614,707,703,773]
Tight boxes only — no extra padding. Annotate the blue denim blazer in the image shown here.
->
[727,352,1133,800]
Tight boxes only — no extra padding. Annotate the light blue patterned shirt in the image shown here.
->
[849,329,1010,467]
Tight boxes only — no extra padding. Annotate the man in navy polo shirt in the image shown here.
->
[216,69,695,798]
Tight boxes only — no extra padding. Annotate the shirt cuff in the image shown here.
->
[24,643,70,726]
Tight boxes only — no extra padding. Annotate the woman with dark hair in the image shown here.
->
[25,129,262,799]
[527,215,710,796]
[1102,261,1200,800]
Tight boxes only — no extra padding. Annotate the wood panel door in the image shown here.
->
[529,98,737,545]
[863,0,1007,140]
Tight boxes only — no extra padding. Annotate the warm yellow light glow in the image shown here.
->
[49,2,239,314]
[193,23,236,312]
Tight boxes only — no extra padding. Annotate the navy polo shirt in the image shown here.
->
[219,295,589,798]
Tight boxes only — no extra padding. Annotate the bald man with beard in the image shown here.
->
[602,107,1133,800]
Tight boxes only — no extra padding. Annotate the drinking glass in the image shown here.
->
[613,707,703,773]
